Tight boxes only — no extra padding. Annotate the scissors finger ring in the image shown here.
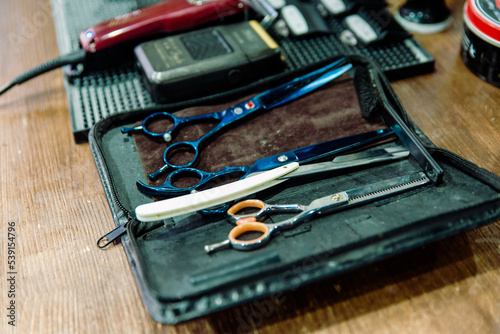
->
[204,220,273,253]
[227,199,267,222]
[227,199,304,223]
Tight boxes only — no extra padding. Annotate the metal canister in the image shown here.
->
[461,0,500,87]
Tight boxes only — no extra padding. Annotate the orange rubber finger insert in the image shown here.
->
[227,199,265,216]
[229,222,269,244]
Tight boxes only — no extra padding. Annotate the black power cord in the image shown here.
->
[0,49,86,97]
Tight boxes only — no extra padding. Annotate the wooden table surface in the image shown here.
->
[1,0,499,333]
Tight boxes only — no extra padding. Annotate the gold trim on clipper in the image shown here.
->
[249,20,279,50]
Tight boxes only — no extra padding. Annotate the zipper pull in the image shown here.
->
[97,223,128,249]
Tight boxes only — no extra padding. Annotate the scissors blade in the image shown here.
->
[245,128,394,176]
[257,58,352,109]
[293,129,395,163]
[283,146,410,179]
[269,172,431,230]
[343,172,430,205]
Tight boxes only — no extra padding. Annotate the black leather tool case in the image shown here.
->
[88,56,500,324]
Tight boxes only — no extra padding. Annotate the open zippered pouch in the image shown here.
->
[88,55,500,324]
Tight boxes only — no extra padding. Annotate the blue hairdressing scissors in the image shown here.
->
[121,58,353,178]
[136,128,396,197]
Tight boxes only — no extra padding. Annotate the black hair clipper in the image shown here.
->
[134,20,284,103]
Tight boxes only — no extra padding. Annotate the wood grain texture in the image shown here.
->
[0,0,498,333]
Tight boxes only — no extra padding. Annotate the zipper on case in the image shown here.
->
[89,130,136,249]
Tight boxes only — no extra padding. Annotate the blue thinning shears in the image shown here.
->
[121,58,353,178]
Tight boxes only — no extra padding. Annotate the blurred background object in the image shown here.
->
[460,0,500,87]
[395,0,452,33]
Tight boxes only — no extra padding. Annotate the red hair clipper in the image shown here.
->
[80,0,249,53]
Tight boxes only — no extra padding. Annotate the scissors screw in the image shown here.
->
[331,194,343,202]
[234,107,243,115]
[163,133,172,142]
[277,155,288,162]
